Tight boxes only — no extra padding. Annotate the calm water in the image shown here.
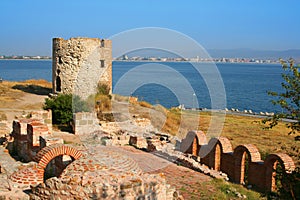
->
[0,60,283,113]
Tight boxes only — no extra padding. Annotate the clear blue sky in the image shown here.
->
[0,0,299,56]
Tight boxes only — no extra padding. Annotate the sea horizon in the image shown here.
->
[0,59,283,113]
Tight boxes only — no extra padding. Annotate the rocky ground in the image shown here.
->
[0,81,263,199]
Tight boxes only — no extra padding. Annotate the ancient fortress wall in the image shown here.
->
[52,37,112,99]
[180,131,296,192]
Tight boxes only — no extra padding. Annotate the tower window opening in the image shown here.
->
[56,76,61,92]
[58,56,63,64]
[100,60,105,68]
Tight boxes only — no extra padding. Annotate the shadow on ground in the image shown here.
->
[12,85,51,95]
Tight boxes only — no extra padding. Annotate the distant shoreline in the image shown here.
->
[0,58,281,65]
[113,60,280,65]
[0,59,51,61]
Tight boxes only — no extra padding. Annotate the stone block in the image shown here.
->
[79,120,87,126]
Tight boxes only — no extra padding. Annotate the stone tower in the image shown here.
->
[52,37,112,99]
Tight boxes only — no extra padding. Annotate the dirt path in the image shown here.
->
[117,146,213,199]
[0,80,48,122]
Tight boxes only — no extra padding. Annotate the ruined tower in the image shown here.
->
[52,37,112,99]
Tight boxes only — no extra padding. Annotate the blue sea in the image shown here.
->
[0,60,283,113]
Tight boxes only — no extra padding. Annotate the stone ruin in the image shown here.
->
[0,111,182,199]
[0,36,297,199]
[30,146,179,200]
[10,110,56,162]
[70,111,296,193]
[0,109,297,198]
[52,37,112,99]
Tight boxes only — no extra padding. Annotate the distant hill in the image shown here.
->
[114,48,300,63]
[207,49,300,61]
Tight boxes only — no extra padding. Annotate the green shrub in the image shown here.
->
[44,94,90,125]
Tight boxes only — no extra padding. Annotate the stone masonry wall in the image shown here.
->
[52,37,112,99]
[73,112,100,135]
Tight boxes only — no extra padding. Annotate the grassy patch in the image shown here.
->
[198,112,299,167]
[210,179,265,199]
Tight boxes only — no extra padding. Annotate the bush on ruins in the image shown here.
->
[44,94,90,125]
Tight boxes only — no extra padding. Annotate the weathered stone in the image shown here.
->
[60,190,69,195]
[52,37,112,99]
[44,190,50,196]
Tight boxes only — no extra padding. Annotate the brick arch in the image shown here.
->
[34,144,82,169]
[11,144,82,186]
[233,144,261,184]
[264,153,295,191]
[206,137,233,170]
[180,130,206,156]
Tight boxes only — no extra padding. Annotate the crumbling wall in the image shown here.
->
[10,110,63,162]
[52,37,112,99]
[31,110,52,132]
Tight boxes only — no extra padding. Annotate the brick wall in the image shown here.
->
[11,110,53,162]
[180,130,296,192]
[31,110,52,132]
[11,144,83,188]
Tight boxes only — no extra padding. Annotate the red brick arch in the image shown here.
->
[233,144,261,184]
[180,130,206,156]
[206,137,233,170]
[34,144,82,169]
[264,153,295,191]
[11,144,82,186]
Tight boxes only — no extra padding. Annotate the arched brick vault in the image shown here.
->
[264,153,295,173]
[264,153,296,191]
[199,137,232,159]
[180,130,206,155]
[34,144,82,169]
[234,144,261,163]
[207,137,233,154]
[203,137,233,170]
[233,144,261,184]
[11,144,82,186]
[180,131,296,191]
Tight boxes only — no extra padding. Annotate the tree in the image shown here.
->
[263,58,300,134]
[44,94,90,125]
[262,58,300,200]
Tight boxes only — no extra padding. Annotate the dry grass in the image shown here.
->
[0,79,51,113]
[197,112,299,165]
[0,111,7,121]
[160,110,299,167]
[113,94,129,102]
[128,103,299,166]
[161,108,182,134]
[138,101,153,108]
[88,94,112,112]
